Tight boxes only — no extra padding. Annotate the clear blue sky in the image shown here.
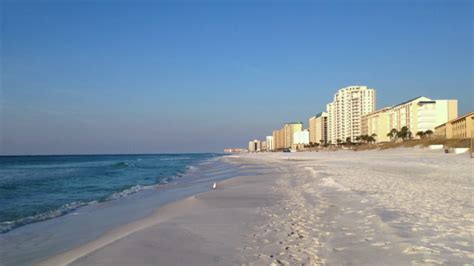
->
[1,0,472,155]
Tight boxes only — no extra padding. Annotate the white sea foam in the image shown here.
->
[187,165,198,172]
[159,157,191,161]
[0,200,98,233]
[106,185,154,200]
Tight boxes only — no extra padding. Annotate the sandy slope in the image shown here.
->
[40,148,473,265]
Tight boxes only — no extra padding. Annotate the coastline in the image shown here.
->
[11,148,474,265]
[39,195,209,266]
[0,156,242,266]
[39,154,281,265]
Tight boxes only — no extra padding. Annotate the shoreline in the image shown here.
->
[42,155,281,265]
[0,156,241,266]
[15,148,474,265]
[39,195,206,266]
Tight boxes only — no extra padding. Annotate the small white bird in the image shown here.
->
[212,182,217,190]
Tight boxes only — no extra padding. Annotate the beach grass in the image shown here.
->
[353,138,472,151]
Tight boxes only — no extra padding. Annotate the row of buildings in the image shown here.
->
[246,85,470,152]
[434,112,474,139]
[360,96,458,143]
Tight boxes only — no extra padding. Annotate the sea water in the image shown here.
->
[0,153,219,233]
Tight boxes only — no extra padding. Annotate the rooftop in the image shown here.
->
[448,111,474,123]
[391,96,430,108]
[434,112,473,128]
[362,106,393,117]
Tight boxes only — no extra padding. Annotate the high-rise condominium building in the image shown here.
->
[309,112,328,144]
[248,141,254,152]
[272,128,285,150]
[292,129,310,150]
[327,86,376,144]
[271,122,303,150]
[361,107,392,143]
[284,122,303,148]
[260,141,267,151]
[266,136,274,151]
[248,140,261,152]
[293,130,310,145]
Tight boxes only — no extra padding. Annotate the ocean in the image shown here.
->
[0,153,219,234]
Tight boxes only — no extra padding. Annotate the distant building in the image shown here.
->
[327,86,376,144]
[272,130,278,150]
[277,128,285,149]
[266,136,274,151]
[434,124,446,138]
[224,148,245,153]
[309,112,328,144]
[386,97,457,136]
[261,141,267,151]
[435,112,473,139]
[248,140,261,152]
[271,122,303,150]
[272,128,285,150]
[361,107,392,143]
[248,141,254,152]
[362,97,458,143]
[284,122,303,148]
[293,129,310,145]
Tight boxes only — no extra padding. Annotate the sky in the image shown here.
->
[1,0,472,155]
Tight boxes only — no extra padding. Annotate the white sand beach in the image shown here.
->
[40,148,473,265]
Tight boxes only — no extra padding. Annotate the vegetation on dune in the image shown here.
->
[353,138,471,151]
[303,126,471,152]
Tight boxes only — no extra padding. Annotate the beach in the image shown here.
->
[35,148,473,265]
[0,155,242,266]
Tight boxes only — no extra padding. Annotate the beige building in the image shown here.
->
[327,86,376,144]
[362,96,458,143]
[284,122,303,148]
[272,128,285,150]
[361,107,392,142]
[248,140,261,152]
[271,122,303,150]
[435,112,473,139]
[434,123,447,138]
[387,97,457,136]
[260,141,267,151]
[309,112,328,144]
[266,136,274,151]
[271,129,278,150]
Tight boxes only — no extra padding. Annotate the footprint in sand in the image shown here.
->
[411,258,444,265]
[403,245,439,255]
[371,241,390,247]
[455,241,470,247]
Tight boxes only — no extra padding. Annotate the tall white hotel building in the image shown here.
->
[327,86,376,144]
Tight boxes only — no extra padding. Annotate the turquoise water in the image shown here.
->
[0,154,219,233]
